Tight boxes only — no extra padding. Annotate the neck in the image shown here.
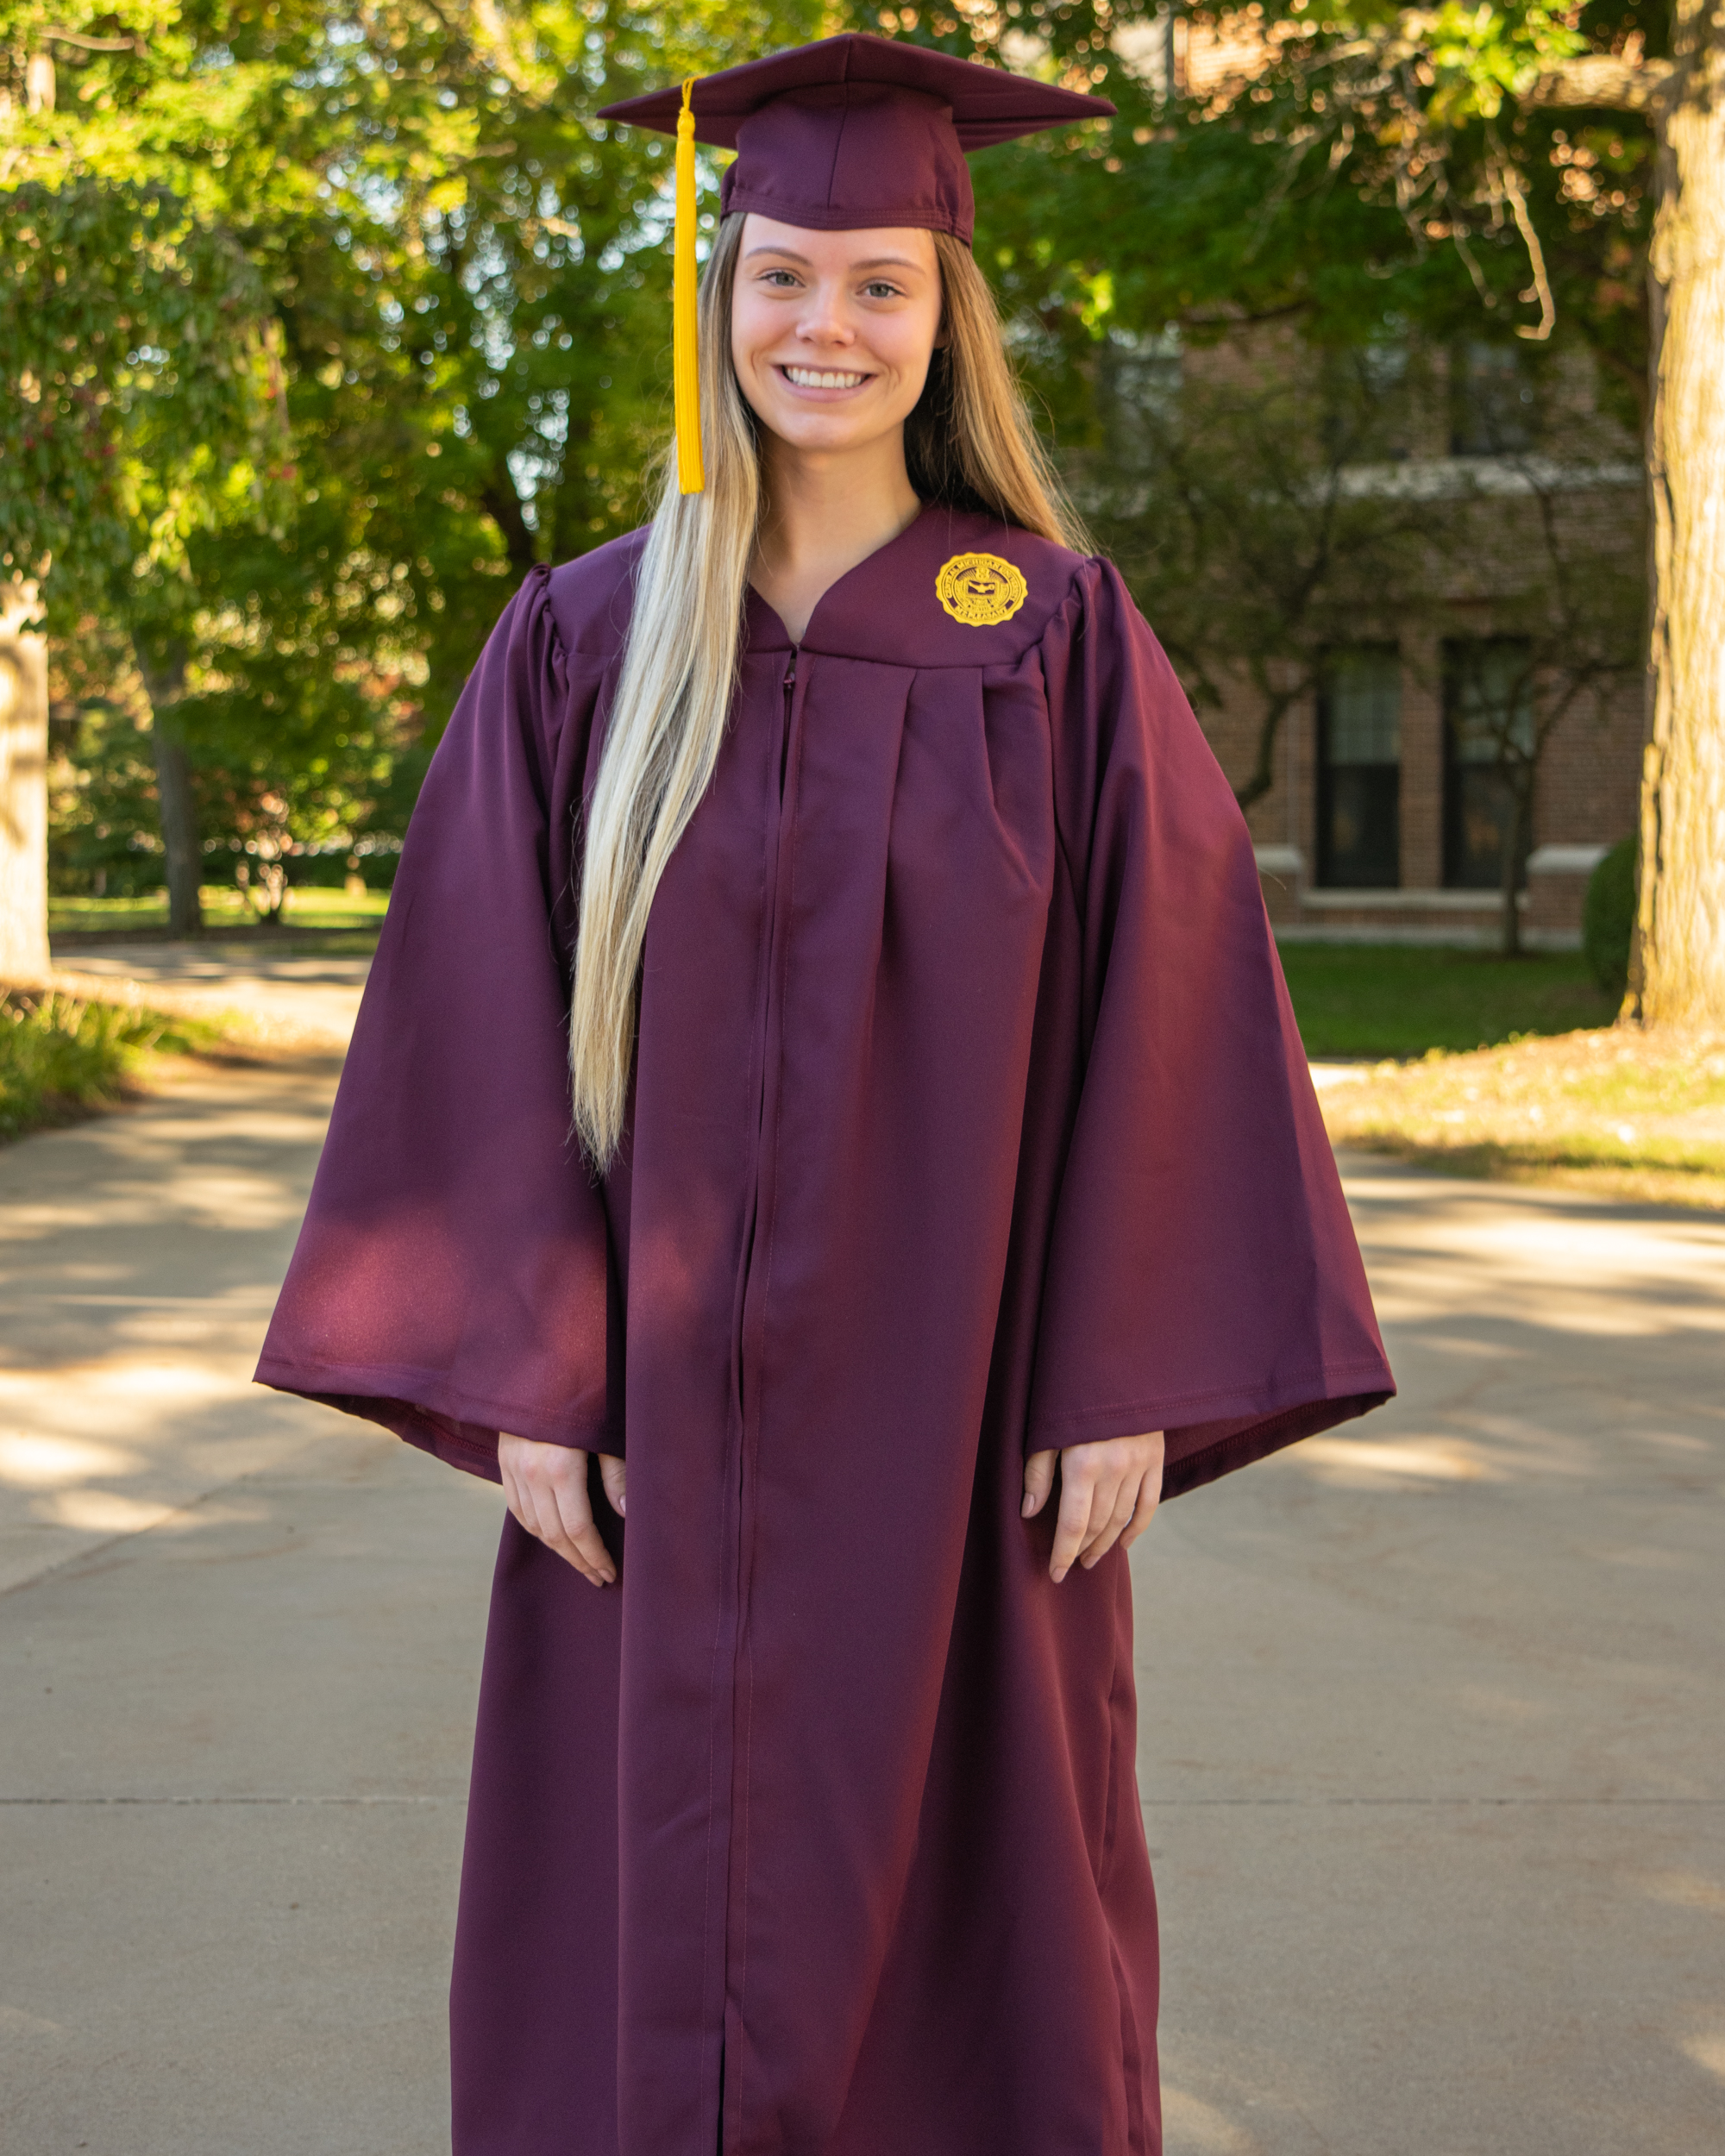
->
[750,432,923,644]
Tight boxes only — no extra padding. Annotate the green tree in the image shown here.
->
[7,1,825,937]
[927,0,1716,1021]
[2,2,299,931]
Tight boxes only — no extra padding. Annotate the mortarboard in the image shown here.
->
[599,34,1113,493]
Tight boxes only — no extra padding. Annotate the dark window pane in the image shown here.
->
[1318,647,1401,888]
[1444,640,1534,888]
[1450,342,1539,456]
[1445,767,1520,888]
[1321,767,1402,887]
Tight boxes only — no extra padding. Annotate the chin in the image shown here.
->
[781,419,877,454]
[756,406,883,458]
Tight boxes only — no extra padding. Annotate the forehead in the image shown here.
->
[737,216,938,275]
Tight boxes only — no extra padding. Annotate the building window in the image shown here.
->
[1450,342,1539,455]
[1317,647,1401,888]
[1443,639,1536,889]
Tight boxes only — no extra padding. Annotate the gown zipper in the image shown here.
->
[719,644,800,2144]
[734,646,798,1428]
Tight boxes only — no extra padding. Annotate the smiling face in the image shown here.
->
[729,215,944,466]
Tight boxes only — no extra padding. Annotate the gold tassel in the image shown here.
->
[674,77,704,494]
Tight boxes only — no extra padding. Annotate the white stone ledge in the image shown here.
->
[1331,455,1641,501]
[1276,924,1582,950]
[1527,843,1611,875]
[1301,888,1526,912]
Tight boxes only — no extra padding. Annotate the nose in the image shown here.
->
[794,280,856,349]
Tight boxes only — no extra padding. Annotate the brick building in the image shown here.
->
[1097,19,1649,951]
[1145,340,1647,950]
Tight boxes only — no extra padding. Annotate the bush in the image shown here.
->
[1583,836,1638,997]
[0,992,207,1141]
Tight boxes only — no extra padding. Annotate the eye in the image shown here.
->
[758,268,800,289]
[862,279,904,301]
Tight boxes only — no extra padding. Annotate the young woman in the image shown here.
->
[259,34,1393,2156]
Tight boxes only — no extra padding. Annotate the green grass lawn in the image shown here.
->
[1320,1025,1725,1208]
[1277,943,1616,1060]
[0,991,225,1143]
[43,909,1609,1061]
[48,885,391,941]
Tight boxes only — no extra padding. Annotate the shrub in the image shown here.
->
[1583,836,1638,998]
[0,993,205,1141]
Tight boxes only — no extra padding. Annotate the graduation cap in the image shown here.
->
[599,33,1113,493]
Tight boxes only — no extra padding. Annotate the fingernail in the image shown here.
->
[1021,1494,1036,1516]
[1051,1566,1067,1584]
[616,1497,626,1516]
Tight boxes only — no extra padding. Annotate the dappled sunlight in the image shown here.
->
[0,1360,247,1434]
[1322,1031,1725,1208]
[1347,1190,1725,1341]
[0,1057,348,1592]
[1326,1161,1725,1502]
[0,1432,141,1488]
[1680,2030,1725,2084]
[1638,1871,1725,1916]
[43,1489,177,1535]
[1161,2085,1258,2154]
[48,947,372,1056]
[1299,1435,1499,1483]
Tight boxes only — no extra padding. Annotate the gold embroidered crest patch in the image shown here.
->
[935,552,1028,628]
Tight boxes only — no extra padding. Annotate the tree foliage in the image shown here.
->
[6,0,825,910]
[5,1,1689,978]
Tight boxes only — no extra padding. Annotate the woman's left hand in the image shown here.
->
[1023,1432,1165,1584]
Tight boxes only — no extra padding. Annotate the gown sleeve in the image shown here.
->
[1027,560,1394,1498]
[253,564,624,1482]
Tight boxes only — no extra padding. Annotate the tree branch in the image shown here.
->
[480,475,537,579]
[1497,159,1556,342]
[1525,53,1674,113]
[41,28,142,49]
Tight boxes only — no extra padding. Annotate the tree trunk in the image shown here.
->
[480,474,539,580]
[134,643,203,937]
[0,580,51,981]
[1500,773,1530,958]
[1632,0,1725,1025]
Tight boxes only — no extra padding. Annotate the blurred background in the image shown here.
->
[3,7,1722,2155]
[3,0,1720,1188]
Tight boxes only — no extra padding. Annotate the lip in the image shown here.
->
[774,362,875,397]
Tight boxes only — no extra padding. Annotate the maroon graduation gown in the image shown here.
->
[256,503,1393,2156]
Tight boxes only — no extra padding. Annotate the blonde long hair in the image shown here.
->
[569,214,1086,1169]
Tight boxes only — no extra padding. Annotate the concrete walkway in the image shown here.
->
[47,937,374,1050]
[2,1056,1722,2153]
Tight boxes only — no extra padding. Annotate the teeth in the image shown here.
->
[785,367,867,389]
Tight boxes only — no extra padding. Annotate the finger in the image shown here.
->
[1081,1474,1140,1568]
[510,1472,568,1566]
[546,1460,616,1587]
[1120,1472,1163,1551]
[1050,1467,1096,1583]
[517,1457,609,1587]
[599,1451,627,1519]
[1075,1470,1123,1559]
[1022,1450,1057,1520]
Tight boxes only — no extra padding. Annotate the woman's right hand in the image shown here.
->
[499,1432,626,1588]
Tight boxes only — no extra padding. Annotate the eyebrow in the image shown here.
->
[743,248,925,272]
